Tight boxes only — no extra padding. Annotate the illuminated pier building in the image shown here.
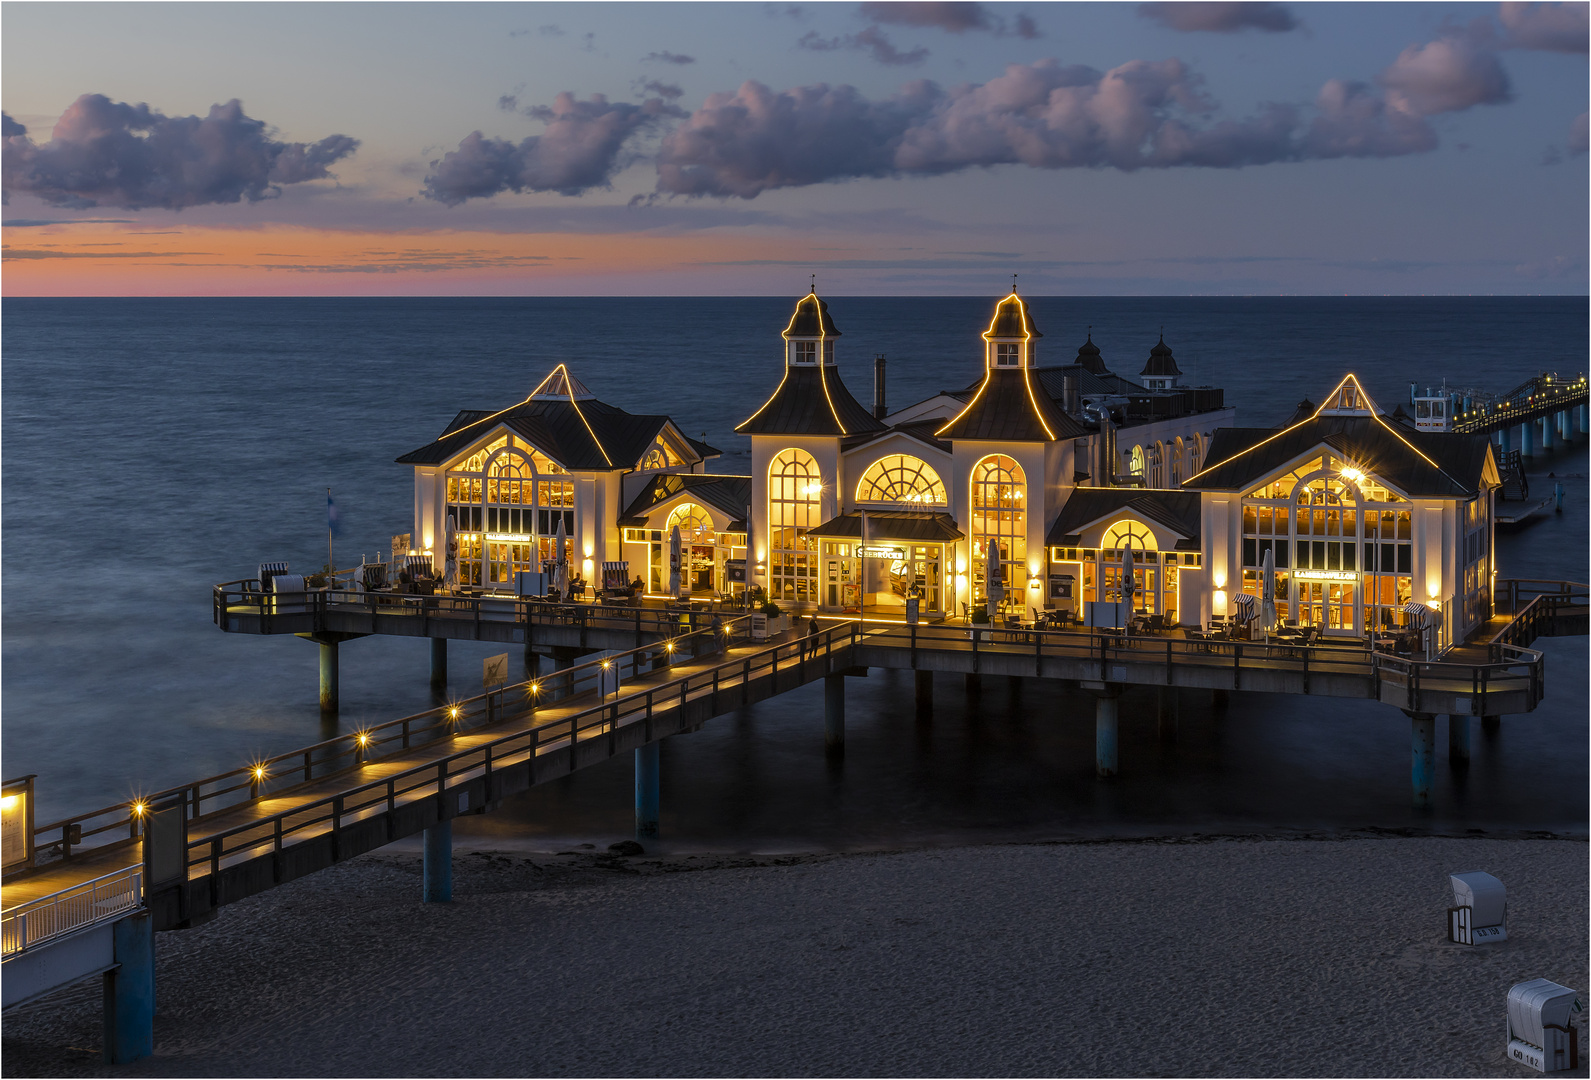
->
[399,290,1502,646]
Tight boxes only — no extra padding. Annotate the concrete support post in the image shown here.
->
[102,912,154,1065]
[965,673,982,694]
[1498,425,1511,453]
[914,670,933,720]
[1482,714,1501,734]
[635,741,660,841]
[422,820,452,903]
[1095,694,1120,778]
[1411,714,1435,810]
[1541,413,1555,451]
[1521,420,1535,458]
[1448,714,1470,768]
[430,638,447,693]
[319,640,338,713]
[1157,686,1178,742]
[1211,688,1229,708]
[824,674,845,757]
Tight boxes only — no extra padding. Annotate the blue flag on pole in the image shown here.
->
[327,492,343,539]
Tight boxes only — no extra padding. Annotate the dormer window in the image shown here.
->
[995,342,1021,367]
[790,340,834,365]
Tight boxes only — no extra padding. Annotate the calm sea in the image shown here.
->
[2,297,1587,840]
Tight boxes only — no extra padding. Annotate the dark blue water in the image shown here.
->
[3,297,1586,840]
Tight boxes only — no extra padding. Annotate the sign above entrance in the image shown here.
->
[859,546,905,559]
[1294,569,1359,582]
[486,532,534,542]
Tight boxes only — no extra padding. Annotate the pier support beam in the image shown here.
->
[1157,686,1178,742]
[422,821,452,903]
[825,674,845,758]
[319,640,338,713]
[1482,714,1501,734]
[915,669,933,720]
[1410,714,1435,810]
[1448,714,1470,769]
[1498,425,1511,453]
[102,911,154,1065]
[1092,687,1122,778]
[1521,420,1535,458]
[1211,688,1229,708]
[430,638,447,693]
[1541,413,1555,452]
[635,741,660,841]
[965,673,981,694]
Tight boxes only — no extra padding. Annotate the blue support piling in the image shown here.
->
[1095,693,1119,778]
[319,640,338,713]
[635,741,660,841]
[1498,425,1511,453]
[1411,715,1435,809]
[102,912,154,1065]
[430,638,447,692]
[422,820,452,902]
[824,674,845,758]
[1520,420,1535,459]
[1541,413,1555,451]
[1448,714,1470,768]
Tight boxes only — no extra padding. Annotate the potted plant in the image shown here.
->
[760,600,790,635]
[968,606,990,640]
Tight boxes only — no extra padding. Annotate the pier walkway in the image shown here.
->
[6,579,1585,1061]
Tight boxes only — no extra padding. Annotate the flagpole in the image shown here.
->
[327,487,333,573]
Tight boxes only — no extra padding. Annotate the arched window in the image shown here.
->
[667,502,716,545]
[1099,519,1159,611]
[445,439,573,586]
[1102,520,1157,554]
[1129,445,1146,479]
[1171,436,1185,487]
[854,455,947,507]
[769,448,822,603]
[970,455,1026,603]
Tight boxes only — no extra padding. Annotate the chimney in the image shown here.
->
[1095,414,1117,488]
[873,354,888,419]
[1062,373,1079,415]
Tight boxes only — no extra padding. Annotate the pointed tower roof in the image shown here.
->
[1140,335,1181,378]
[530,366,596,401]
[783,291,841,338]
[936,293,1085,442]
[737,293,882,437]
[984,292,1043,340]
[1075,331,1107,375]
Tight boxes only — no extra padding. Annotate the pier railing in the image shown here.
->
[861,621,1542,709]
[179,623,860,887]
[213,578,731,642]
[1450,376,1587,435]
[0,865,142,957]
[16,614,756,875]
[1491,579,1589,650]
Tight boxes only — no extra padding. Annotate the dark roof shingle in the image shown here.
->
[1046,489,1203,548]
[935,369,1088,442]
[736,365,886,436]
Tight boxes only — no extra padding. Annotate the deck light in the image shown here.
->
[253,765,267,781]
[130,800,147,817]
[602,659,612,668]
[0,795,16,813]
[665,641,674,653]
[357,732,370,747]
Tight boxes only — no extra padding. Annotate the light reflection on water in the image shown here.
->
[1,297,1585,843]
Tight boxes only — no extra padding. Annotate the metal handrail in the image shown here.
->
[25,613,755,871]
[179,624,861,879]
[1,865,143,957]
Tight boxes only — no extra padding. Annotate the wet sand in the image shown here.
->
[3,836,1586,1078]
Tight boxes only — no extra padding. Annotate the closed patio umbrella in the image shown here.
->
[443,513,458,591]
[1260,546,1276,640]
[668,525,683,598]
[1121,544,1137,612]
[553,516,568,597]
[985,540,1003,617]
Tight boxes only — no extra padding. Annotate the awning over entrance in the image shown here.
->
[807,510,963,542]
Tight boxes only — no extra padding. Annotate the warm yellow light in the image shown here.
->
[530,682,541,695]
[1339,466,1365,484]
[803,482,824,496]
[602,660,611,668]
[357,732,370,746]
[665,642,674,653]
[449,706,460,719]
[253,766,266,780]
[131,800,147,817]
[0,795,19,813]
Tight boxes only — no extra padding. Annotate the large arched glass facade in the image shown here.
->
[854,455,947,507]
[1240,458,1413,633]
[970,454,1026,604]
[446,438,573,586]
[768,448,822,603]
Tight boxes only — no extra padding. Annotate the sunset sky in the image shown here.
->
[3,1,1586,295]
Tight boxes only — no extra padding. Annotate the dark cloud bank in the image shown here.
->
[426,21,1524,204]
[1138,2,1299,34]
[1,95,357,209]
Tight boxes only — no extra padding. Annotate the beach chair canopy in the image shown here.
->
[259,562,289,589]
[602,561,630,590]
[1402,601,1432,629]
[1231,593,1259,621]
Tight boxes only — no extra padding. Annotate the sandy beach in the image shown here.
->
[3,835,1585,1078]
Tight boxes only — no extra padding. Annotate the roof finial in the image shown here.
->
[1011,273,1018,294]
[1087,324,1092,343]
[810,273,816,295]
